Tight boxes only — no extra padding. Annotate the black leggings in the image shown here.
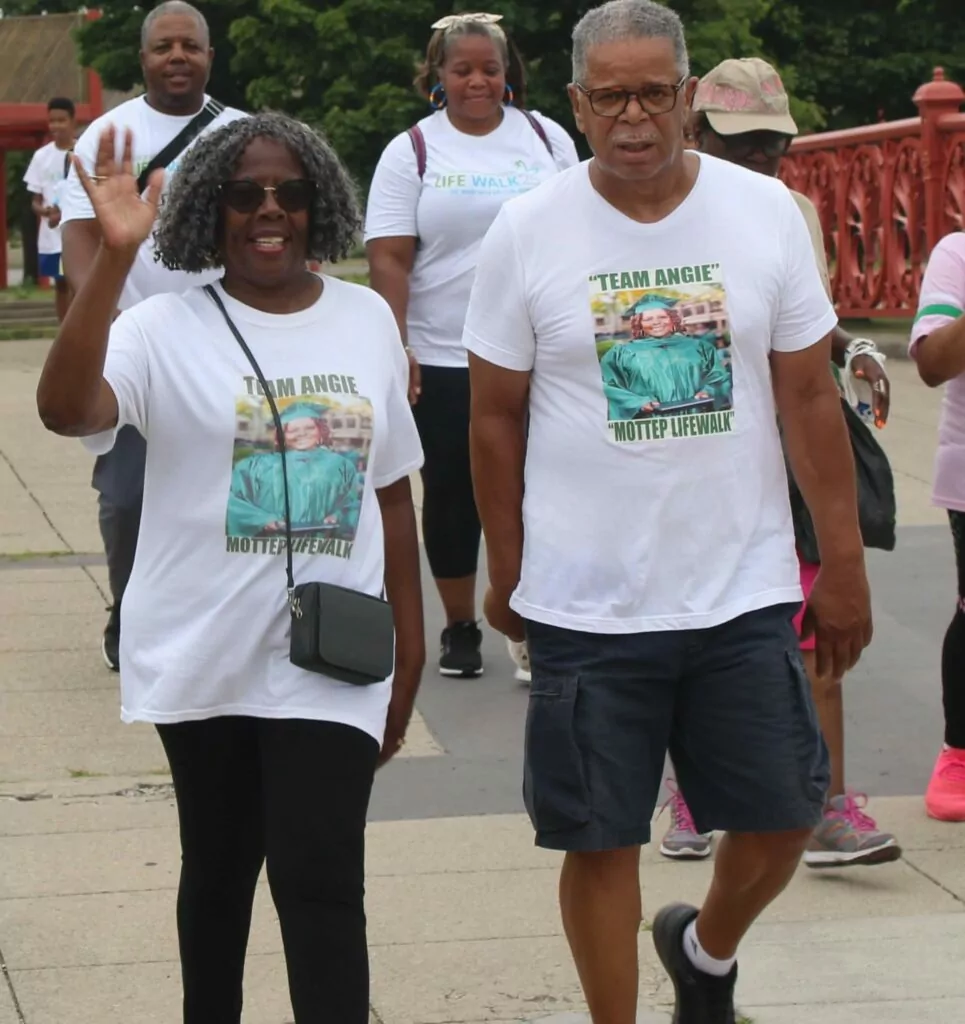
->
[944,511,965,749]
[156,717,379,1024]
[412,365,481,580]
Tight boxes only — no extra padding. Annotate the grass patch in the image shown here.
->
[0,550,75,563]
[0,284,53,303]
[0,326,57,341]
[67,768,107,779]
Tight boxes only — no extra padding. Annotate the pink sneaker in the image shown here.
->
[659,781,713,859]
[925,747,965,822]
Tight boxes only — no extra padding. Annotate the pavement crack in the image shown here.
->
[0,943,27,1023]
[0,446,72,554]
[902,853,965,906]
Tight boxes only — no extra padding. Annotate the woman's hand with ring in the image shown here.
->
[74,125,164,254]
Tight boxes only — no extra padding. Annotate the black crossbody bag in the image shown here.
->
[136,98,225,193]
[204,285,396,686]
[785,397,897,564]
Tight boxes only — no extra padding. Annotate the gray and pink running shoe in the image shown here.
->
[804,792,901,869]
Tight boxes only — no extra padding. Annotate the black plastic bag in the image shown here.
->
[786,398,897,564]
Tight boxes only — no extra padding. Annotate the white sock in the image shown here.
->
[682,920,736,977]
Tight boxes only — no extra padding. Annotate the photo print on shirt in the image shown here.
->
[590,262,734,444]
[225,373,373,559]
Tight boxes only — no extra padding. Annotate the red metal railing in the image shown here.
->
[780,68,965,318]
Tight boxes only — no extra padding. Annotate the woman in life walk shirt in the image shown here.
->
[36,114,425,1023]
[365,12,578,681]
[911,230,965,824]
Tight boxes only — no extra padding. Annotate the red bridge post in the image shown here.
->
[914,68,965,251]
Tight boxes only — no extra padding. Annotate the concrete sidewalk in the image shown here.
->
[2,340,964,1023]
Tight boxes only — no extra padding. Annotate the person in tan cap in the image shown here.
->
[656,55,901,873]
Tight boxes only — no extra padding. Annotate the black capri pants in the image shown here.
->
[412,364,481,580]
[157,716,379,1024]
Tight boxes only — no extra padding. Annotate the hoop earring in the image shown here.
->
[430,83,447,110]
[504,84,515,106]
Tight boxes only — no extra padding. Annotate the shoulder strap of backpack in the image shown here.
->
[406,125,427,180]
[520,109,553,158]
[135,98,225,193]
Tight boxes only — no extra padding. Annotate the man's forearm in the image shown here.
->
[61,220,103,296]
[782,386,864,565]
[470,411,526,591]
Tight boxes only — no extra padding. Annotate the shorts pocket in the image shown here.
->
[785,650,831,807]
[523,673,591,834]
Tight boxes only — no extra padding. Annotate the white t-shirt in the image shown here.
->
[23,141,72,254]
[463,154,838,633]
[61,95,247,310]
[364,107,579,367]
[82,277,424,743]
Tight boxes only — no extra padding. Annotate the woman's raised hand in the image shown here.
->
[74,125,164,253]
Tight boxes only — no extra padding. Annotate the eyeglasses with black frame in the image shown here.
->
[574,77,688,118]
[219,179,317,214]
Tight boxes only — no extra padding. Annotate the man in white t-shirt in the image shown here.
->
[463,2,872,1021]
[23,97,77,322]
[60,0,245,672]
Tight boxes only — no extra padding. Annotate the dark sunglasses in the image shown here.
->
[219,178,317,214]
[713,129,792,159]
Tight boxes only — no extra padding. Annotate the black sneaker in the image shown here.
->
[439,621,483,678]
[102,604,120,672]
[652,903,737,1024]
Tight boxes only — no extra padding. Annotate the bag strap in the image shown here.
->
[63,149,73,178]
[520,109,554,158]
[407,112,552,179]
[203,284,299,612]
[407,125,427,180]
[136,98,225,193]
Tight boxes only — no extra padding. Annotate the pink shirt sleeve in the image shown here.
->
[910,232,965,356]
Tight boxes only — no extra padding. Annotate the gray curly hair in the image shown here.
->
[154,113,361,273]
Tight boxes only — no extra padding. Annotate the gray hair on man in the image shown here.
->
[141,1,210,49]
[571,0,690,83]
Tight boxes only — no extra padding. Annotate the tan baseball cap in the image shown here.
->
[693,57,798,136]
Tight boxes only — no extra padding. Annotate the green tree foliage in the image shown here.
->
[756,0,965,130]
[28,0,964,191]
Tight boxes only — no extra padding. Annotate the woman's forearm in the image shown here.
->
[37,244,135,434]
[368,259,412,345]
[378,478,425,684]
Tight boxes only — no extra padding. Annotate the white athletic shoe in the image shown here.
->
[507,638,532,683]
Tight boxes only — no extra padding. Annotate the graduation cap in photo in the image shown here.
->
[279,401,327,424]
[628,292,678,315]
